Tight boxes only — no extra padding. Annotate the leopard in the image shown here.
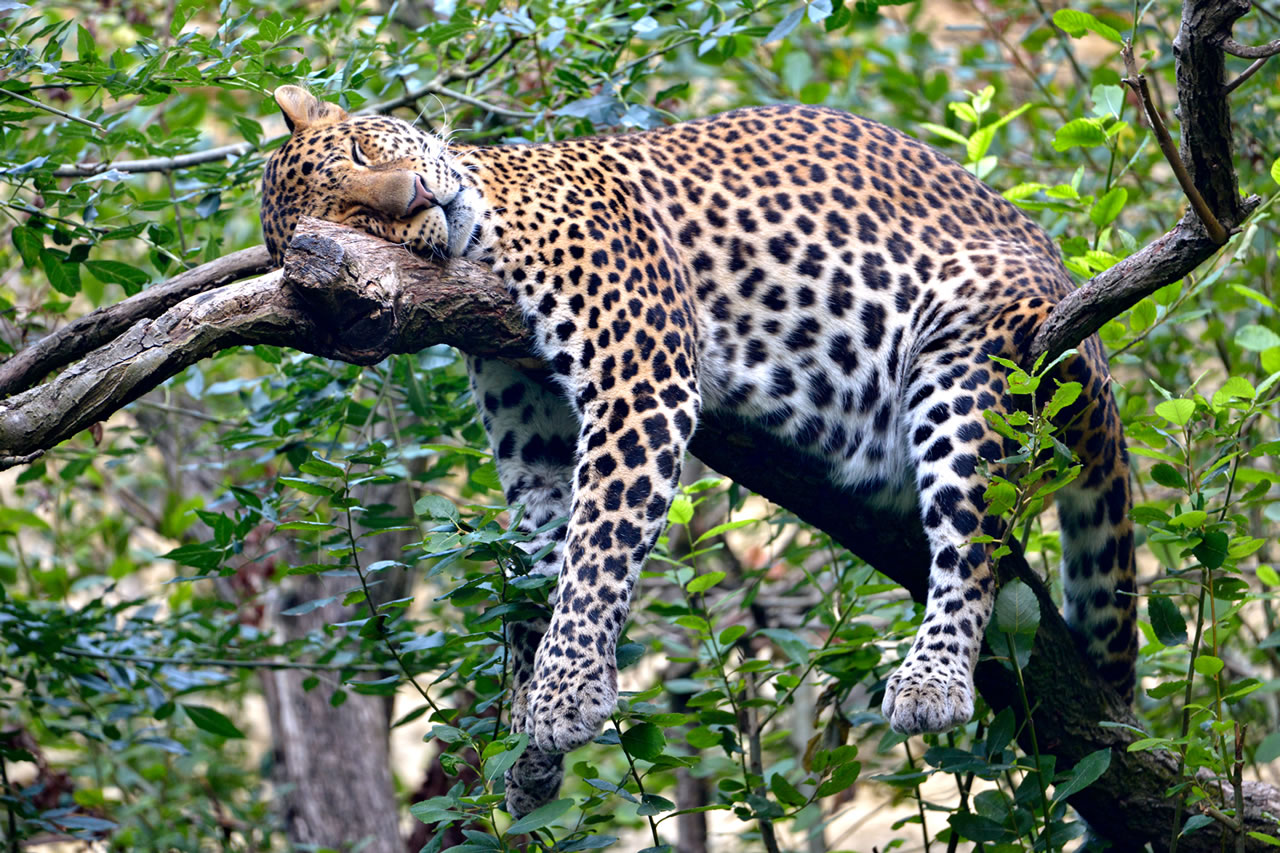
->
[261,85,1138,817]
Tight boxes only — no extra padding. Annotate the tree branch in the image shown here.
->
[1219,34,1280,57]
[0,2,1274,847]
[50,143,256,178]
[0,245,274,398]
[1031,0,1260,362]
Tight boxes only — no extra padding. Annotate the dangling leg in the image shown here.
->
[882,353,1010,733]
[465,356,577,814]
[522,367,700,754]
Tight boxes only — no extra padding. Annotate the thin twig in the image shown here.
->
[1121,43,1229,244]
[446,35,524,83]
[1234,722,1246,853]
[612,717,663,848]
[0,89,105,132]
[58,647,388,672]
[422,82,540,120]
[51,143,254,178]
[346,503,445,716]
[1225,55,1272,92]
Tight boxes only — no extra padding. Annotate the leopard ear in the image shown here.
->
[273,85,348,133]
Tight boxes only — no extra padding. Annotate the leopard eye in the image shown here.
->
[351,140,369,166]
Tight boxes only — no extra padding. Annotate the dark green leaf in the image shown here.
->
[620,722,665,761]
[505,797,573,834]
[1192,531,1228,570]
[182,704,245,739]
[1052,748,1111,801]
[1148,596,1187,646]
[993,580,1040,636]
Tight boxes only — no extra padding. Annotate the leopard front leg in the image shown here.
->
[466,356,574,814]
[524,381,699,754]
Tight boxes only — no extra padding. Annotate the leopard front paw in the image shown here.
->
[523,652,617,754]
[881,664,974,735]
[504,749,565,818]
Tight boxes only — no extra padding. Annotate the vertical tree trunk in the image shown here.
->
[263,573,404,851]
[262,480,417,852]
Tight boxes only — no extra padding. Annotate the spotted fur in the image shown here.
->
[261,86,1138,815]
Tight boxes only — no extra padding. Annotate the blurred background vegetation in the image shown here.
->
[0,0,1278,850]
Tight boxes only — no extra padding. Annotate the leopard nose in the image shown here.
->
[405,173,438,215]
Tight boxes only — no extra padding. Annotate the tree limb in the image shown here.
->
[0,245,274,398]
[1030,0,1260,362]
[1219,35,1280,57]
[50,143,256,178]
[0,1,1273,846]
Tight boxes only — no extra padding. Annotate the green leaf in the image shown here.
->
[1053,118,1106,151]
[949,812,1011,842]
[687,571,725,593]
[1272,157,1280,187]
[1053,748,1112,801]
[415,494,460,521]
[1181,814,1215,837]
[181,704,245,739]
[1053,8,1122,43]
[764,7,804,43]
[482,734,527,780]
[505,798,573,834]
[12,225,42,266]
[620,722,665,760]
[1043,381,1082,418]
[1257,731,1280,764]
[758,627,811,665]
[1148,596,1187,646]
[1092,84,1125,119]
[41,249,79,296]
[1236,325,1280,352]
[667,496,694,525]
[1090,187,1127,227]
[1146,679,1188,699]
[769,772,807,807]
[299,453,344,478]
[1155,398,1195,426]
[1193,655,1224,676]
[993,579,1040,635]
[85,260,149,293]
[1149,463,1187,490]
[1192,531,1228,570]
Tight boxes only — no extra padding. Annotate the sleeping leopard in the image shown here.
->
[261,85,1138,816]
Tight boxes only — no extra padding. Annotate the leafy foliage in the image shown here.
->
[1,0,1278,850]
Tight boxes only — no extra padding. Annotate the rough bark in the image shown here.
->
[262,574,403,852]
